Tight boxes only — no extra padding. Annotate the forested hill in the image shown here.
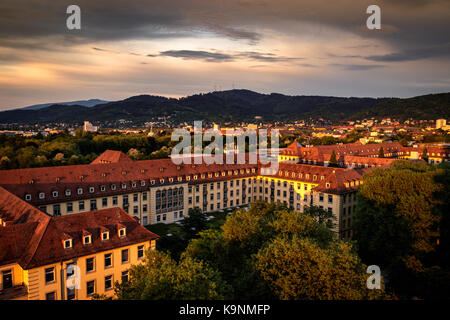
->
[1,90,449,124]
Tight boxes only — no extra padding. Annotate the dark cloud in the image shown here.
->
[365,44,450,62]
[330,63,385,71]
[0,0,448,56]
[149,50,303,63]
[158,50,234,62]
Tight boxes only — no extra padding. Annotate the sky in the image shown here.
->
[0,0,449,110]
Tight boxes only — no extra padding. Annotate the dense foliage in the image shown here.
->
[120,202,385,300]
[0,130,174,169]
[353,161,450,299]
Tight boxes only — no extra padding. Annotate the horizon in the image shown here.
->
[4,88,450,112]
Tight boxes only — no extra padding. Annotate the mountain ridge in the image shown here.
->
[0,90,448,125]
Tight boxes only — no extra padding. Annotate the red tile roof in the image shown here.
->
[0,187,159,269]
[259,162,367,194]
[91,150,133,164]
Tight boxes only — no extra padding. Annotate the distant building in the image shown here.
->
[83,121,98,132]
[436,119,450,131]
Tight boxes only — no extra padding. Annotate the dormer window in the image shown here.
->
[77,188,83,195]
[100,185,105,191]
[121,183,126,189]
[52,191,58,198]
[65,189,71,196]
[101,231,109,241]
[39,192,45,199]
[25,194,32,201]
[89,187,94,193]
[83,235,92,245]
[141,181,146,186]
[118,228,126,238]
[151,180,155,185]
[111,184,116,190]
[132,182,137,188]
[63,239,72,249]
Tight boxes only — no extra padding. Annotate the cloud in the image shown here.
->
[149,50,303,63]
[157,50,234,62]
[330,63,385,71]
[365,44,450,62]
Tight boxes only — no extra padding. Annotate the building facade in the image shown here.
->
[0,186,158,300]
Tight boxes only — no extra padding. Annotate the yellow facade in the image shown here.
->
[1,240,156,300]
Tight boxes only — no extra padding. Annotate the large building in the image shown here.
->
[0,185,159,300]
[1,150,369,240]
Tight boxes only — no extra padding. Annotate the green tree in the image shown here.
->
[115,250,232,299]
[353,160,448,298]
[255,236,384,300]
[329,150,338,167]
[303,205,335,230]
[421,148,428,163]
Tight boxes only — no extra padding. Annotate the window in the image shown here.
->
[133,206,138,214]
[77,188,83,195]
[119,228,126,238]
[102,198,108,207]
[45,267,55,284]
[319,193,324,202]
[133,194,138,202]
[112,196,118,205]
[121,271,129,282]
[104,253,112,268]
[143,216,148,225]
[2,269,12,290]
[83,235,91,245]
[39,192,45,199]
[143,204,147,212]
[111,184,116,190]
[101,185,106,192]
[143,193,147,201]
[162,214,167,221]
[86,257,95,273]
[105,275,113,291]
[90,200,97,211]
[102,231,109,241]
[86,280,95,296]
[53,205,61,216]
[52,191,58,198]
[89,187,94,193]
[45,292,56,300]
[63,239,72,249]
[67,203,73,213]
[174,212,178,219]
[121,249,129,264]
[328,195,333,203]
[157,215,161,222]
[137,245,144,259]
[25,194,31,201]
